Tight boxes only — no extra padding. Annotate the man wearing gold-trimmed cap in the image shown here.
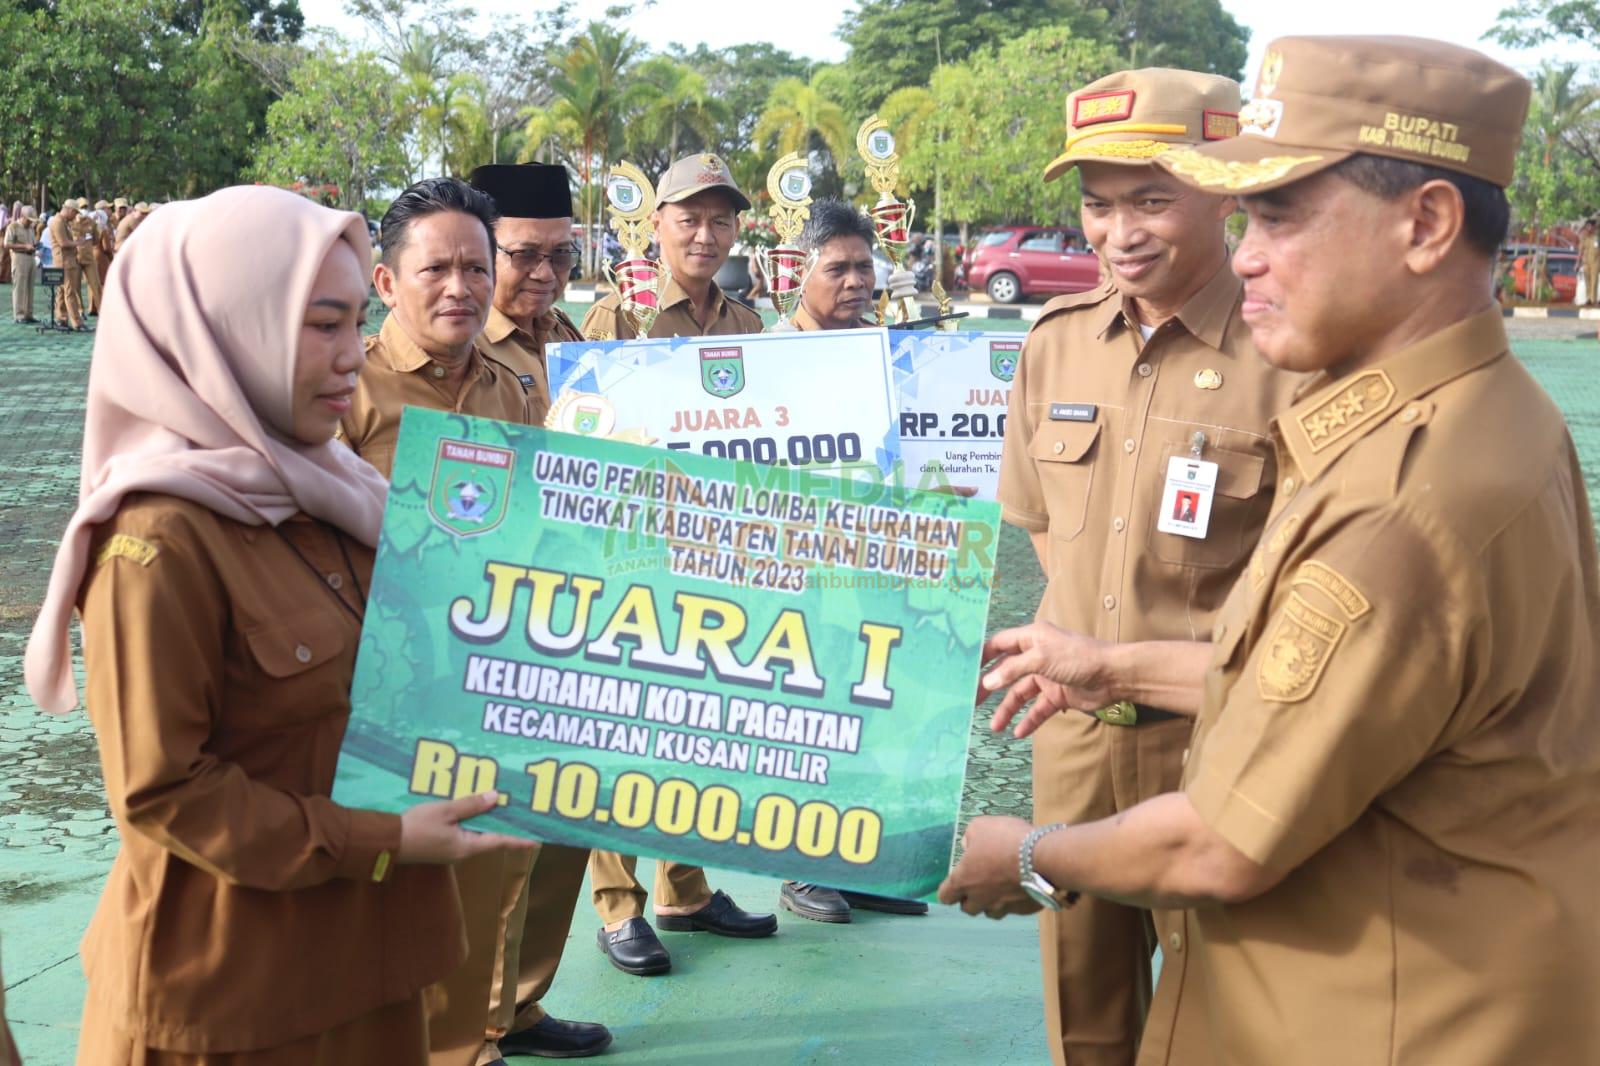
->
[580,152,762,341]
[993,67,1304,1066]
[945,37,1600,1065]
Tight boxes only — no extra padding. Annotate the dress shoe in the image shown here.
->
[838,889,929,915]
[655,889,778,938]
[500,1015,613,1058]
[779,881,851,923]
[596,917,671,975]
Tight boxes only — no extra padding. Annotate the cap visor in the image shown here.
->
[660,184,751,212]
[1156,135,1348,195]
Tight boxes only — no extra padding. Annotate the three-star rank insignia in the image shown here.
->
[1296,370,1395,452]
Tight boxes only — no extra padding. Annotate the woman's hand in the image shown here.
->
[978,623,1119,737]
[396,791,535,864]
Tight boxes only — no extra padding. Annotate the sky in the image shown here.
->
[297,0,1595,82]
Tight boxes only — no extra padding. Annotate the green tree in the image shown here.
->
[1488,0,1600,47]
[627,56,731,169]
[1100,0,1249,78]
[251,47,408,210]
[752,72,853,164]
[838,0,1108,112]
[522,21,643,276]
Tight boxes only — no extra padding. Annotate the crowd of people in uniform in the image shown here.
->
[2,29,1598,1066]
[0,197,152,328]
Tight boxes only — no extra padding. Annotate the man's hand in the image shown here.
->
[396,791,535,864]
[938,815,1041,919]
[978,623,1118,737]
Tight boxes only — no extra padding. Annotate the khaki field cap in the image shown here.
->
[113,197,128,208]
[1042,68,1242,182]
[1159,36,1531,194]
[655,153,751,212]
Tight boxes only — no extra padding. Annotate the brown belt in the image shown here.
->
[1094,701,1185,727]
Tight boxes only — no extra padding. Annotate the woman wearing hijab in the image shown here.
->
[24,185,529,1065]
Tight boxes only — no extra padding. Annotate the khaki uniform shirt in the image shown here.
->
[1581,233,1600,283]
[580,276,762,340]
[77,495,465,1052]
[47,214,77,262]
[73,215,97,263]
[115,212,141,250]
[1141,309,1600,1065]
[476,305,581,425]
[340,314,535,478]
[998,263,1303,642]
[3,219,34,255]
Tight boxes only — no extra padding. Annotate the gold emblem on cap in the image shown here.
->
[1195,368,1223,390]
[1160,147,1325,192]
[1257,51,1284,98]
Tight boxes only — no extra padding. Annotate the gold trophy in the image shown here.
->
[753,152,816,331]
[601,161,672,338]
[857,115,919,326]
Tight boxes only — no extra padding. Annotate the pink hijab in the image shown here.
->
[25,185,390,714]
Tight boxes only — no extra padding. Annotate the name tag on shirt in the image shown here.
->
[518,374,536,389]
[1049,403,1097,422]
[1156,457,1218,540]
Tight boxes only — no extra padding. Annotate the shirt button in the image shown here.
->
[294,644,313,664]
[1123,438,1136,454]
[1103,595,1117,611]
[431,365,446,378]
[1182,747,1190,766]
[1136,363,1152,377]
[326,572,344,590]
[1401,405,1422,424]
[1169,931,1183,953]
[1113,517,1125,532]
[1052,441,1065,455]
[1282,476,1296,495]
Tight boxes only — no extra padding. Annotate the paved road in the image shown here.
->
[0,284,1594,1063]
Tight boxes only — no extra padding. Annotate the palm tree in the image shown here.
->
[522,22,642,277]
[629,57,730,164]
[1521,63,1600,295]
[751,71,852,164]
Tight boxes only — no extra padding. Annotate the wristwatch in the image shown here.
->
[1019,823,1079,910]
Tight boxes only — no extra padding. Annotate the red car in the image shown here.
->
[964,226,1101,303]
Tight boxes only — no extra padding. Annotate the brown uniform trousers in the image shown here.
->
[75,498,464,1064]
[338,313,587,1066]
[1140,309,1600,1065]
[77,218,103,314]
[47,214,83,327]
[998,265,1302,1066]
[578,276,762,924]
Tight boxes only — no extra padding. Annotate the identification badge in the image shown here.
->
[1049,403,1097,422]
[518,374,537,389]
[1156,456,1218,540]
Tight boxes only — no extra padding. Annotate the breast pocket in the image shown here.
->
[1028,420,1101,541]
[230,607,355,730]
[1148,441,1267,569]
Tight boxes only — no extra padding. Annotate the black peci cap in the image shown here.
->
[469,163,574,219]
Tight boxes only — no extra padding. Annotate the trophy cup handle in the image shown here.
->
[904,198,917,237]
[602,258,620,295]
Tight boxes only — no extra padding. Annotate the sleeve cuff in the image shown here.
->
[999,504,1049,532]
[334,808,404,881]
[1186,766,1294,872]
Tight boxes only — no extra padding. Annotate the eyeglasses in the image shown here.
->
[499,245,577,272]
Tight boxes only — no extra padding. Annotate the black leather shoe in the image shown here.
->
[837,889,929,915]
[500,1015,613,1058]
[655,889,778,938]
[779,881,852,923]
[597,918,671,975]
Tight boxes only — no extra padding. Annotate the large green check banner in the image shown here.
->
[332,406,999,897]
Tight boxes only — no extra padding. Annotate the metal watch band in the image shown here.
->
[1020,822,1069,885]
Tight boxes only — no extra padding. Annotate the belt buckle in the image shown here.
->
[1094,700,1138,727]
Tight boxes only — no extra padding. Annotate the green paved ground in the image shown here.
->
[0,283,1595,1064]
